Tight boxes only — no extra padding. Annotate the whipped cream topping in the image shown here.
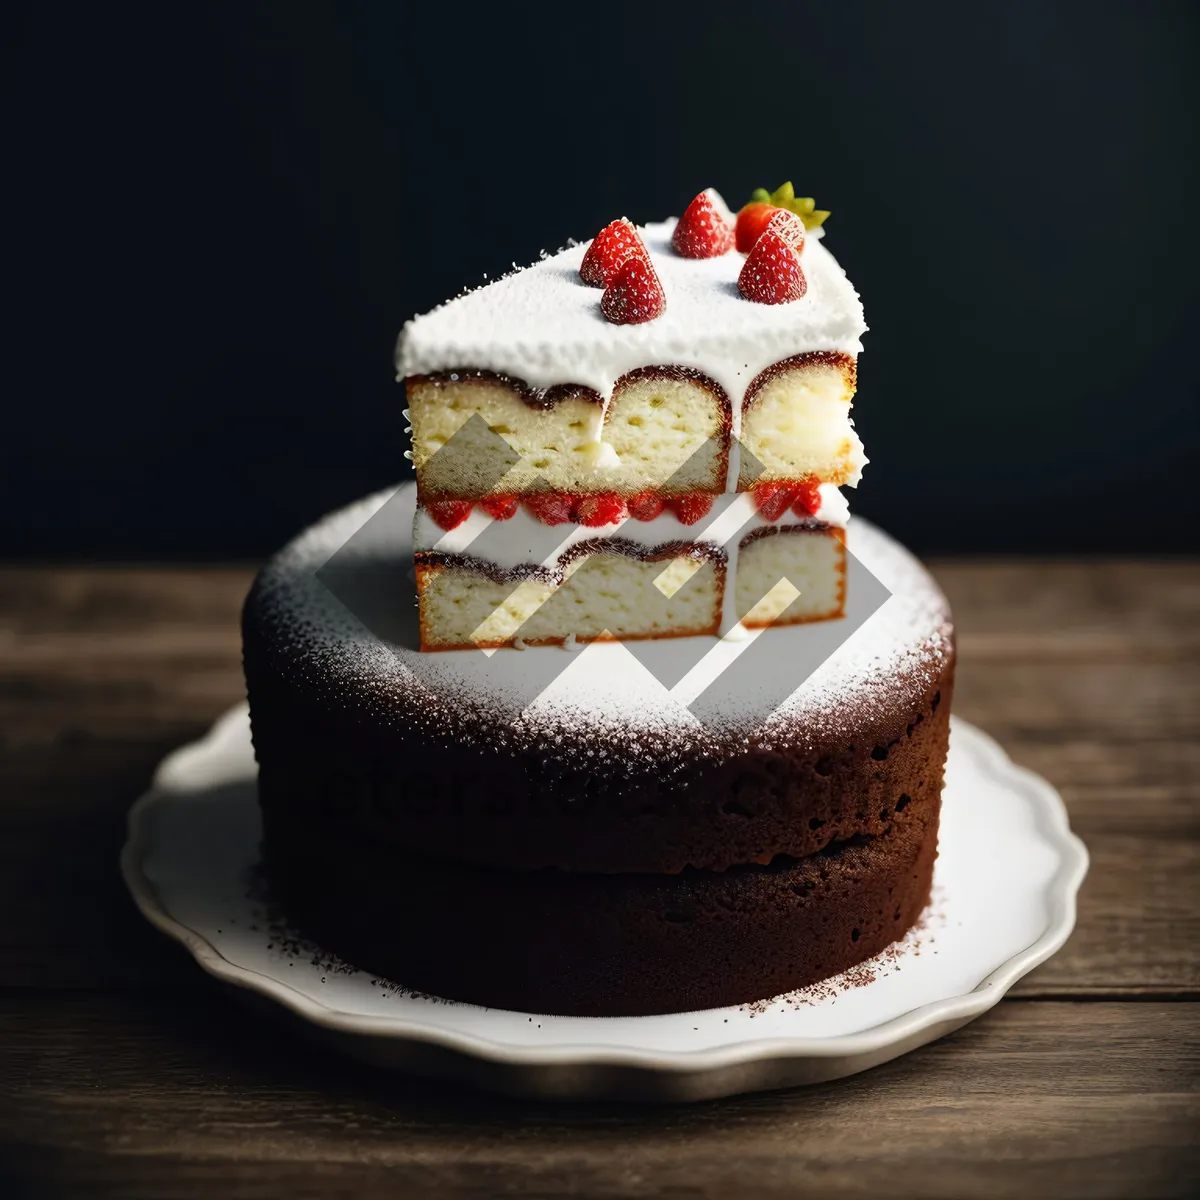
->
[414,485,849,567]
[396,219,867,431]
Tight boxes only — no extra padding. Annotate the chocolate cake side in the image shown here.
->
[261,786,939,1017]
[248,655,953,875]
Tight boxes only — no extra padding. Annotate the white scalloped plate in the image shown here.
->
[121,705,1086,1102]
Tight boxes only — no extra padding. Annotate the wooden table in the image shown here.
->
[1,563,1197,1198]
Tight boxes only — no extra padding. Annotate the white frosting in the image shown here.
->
[413,485,849,566]
[396,219,867,434]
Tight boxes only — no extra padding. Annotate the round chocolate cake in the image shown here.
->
[244,484,955,1016]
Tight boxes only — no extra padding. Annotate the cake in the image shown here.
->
[244,183,956,1016]
[401,189,864,650]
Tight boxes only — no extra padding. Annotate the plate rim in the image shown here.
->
[121,705,1088,1075]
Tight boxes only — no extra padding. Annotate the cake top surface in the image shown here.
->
[396,218,867,405]
[247,485,952,771]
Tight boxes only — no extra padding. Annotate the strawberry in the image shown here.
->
[738,230,807,304]
[668,492,715,525]
[672,190,734,258]
[752,482,799,521]
[627,491,666,521]
[735,201,777,253]
[574,493,627,526]
[790,479,822,516]
[752,480,823,519]
[480,494,518,520]
[737,184,830,251]
[579,217,650,287]
[601,256,666,325]
[765,207,806,252]
[426,499,472,531]
[524,492,573,525]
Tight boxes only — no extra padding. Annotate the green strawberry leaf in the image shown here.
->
[746,182,831,229]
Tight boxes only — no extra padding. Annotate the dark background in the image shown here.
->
[4,0,1198,559]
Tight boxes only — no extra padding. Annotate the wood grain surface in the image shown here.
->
[0,563,1197,1197]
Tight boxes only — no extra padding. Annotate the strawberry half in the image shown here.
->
[738,230,807,304]
[765,208,806,252]
[668,492,715,525]
[735,202,777,253]
[426,500,473,531]
[753,480,823,519]
[579,218,650,287]
[790,479,822,516]
[672,190,734,258]
[480,494,518,520]
[752,482,798,521]
[524,492,573,525]
[574,493,627,526]
[627,491,666,521]
[601,256,666,325]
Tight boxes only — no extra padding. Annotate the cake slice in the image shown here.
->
[396,190,867,650]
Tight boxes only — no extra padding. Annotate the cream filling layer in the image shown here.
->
[414,484,848,569]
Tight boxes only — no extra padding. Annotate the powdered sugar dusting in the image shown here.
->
[742,887,950,1015]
